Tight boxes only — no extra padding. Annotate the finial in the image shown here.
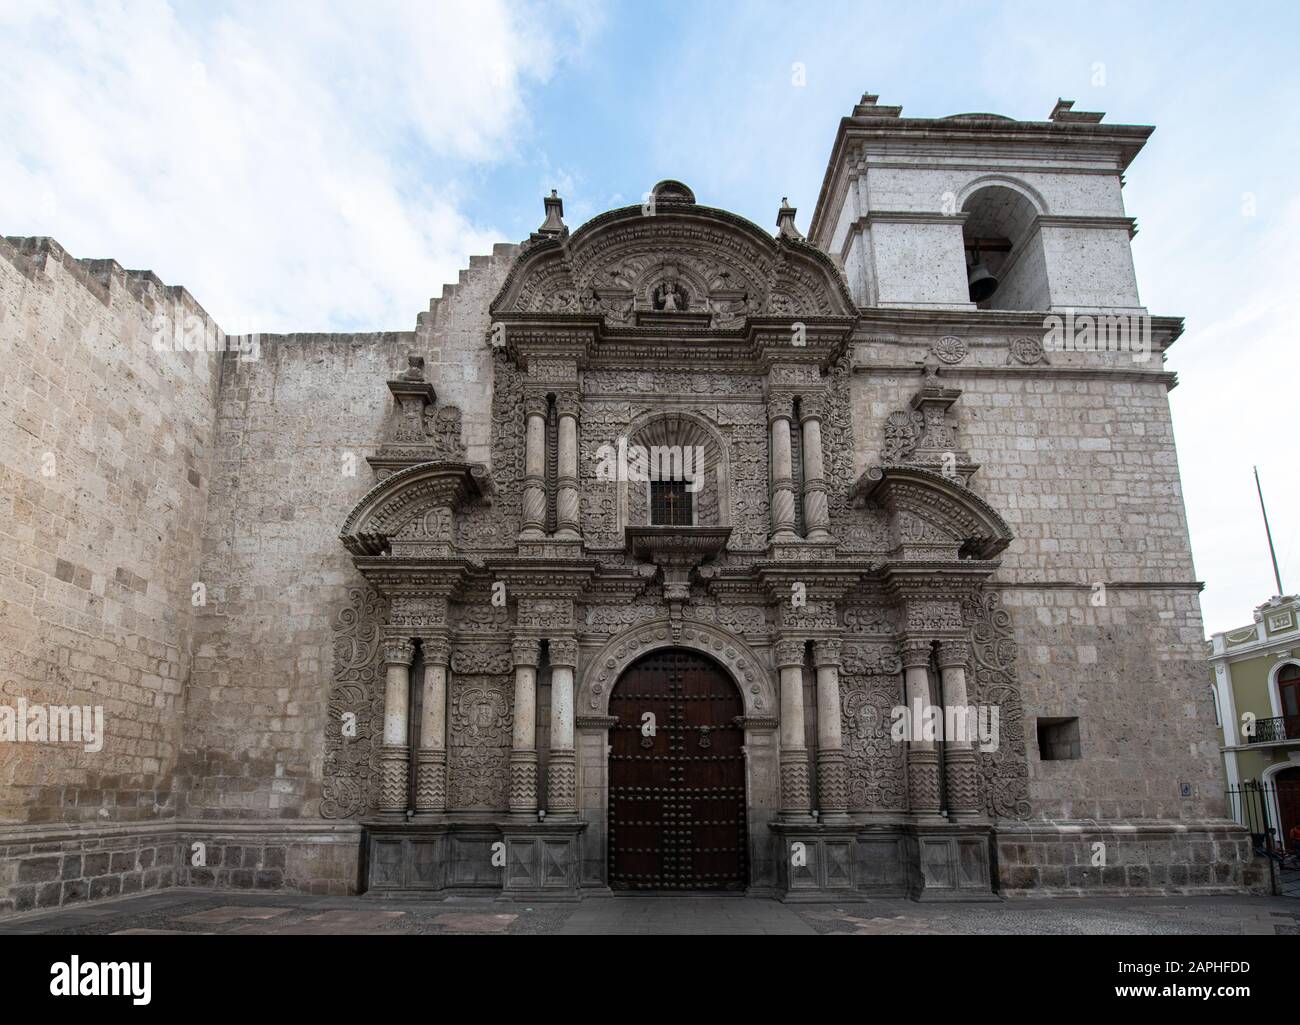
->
[401,354,426,381]
[776,197,804,240]
[538,189,567,236]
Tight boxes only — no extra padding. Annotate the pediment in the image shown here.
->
[491,190,855,326]
[340,461,489,556]
[852,464,1013,561]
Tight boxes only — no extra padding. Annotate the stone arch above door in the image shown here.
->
[580,619,775,718]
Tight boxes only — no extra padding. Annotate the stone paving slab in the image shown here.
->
[0,888,1295,936]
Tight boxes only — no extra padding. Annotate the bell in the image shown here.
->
[967,260,999,303]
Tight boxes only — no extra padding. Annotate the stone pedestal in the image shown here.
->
[498,820,588,900]
[905,823,998,902]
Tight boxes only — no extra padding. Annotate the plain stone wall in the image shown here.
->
[851,333,1221,823]
[0,237,222,826]
[179,247,514,820]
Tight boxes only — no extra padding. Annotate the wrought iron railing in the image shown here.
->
[1248,715,1300,744]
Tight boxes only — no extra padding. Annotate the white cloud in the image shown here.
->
[0,0,594,331]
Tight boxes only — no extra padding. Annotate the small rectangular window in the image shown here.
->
[1037,716,1081,760]
[650,480,692,526]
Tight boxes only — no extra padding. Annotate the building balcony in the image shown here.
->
[1248,715,1300,744]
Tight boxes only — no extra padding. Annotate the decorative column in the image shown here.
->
[510,637,541,816]
[812,638,848,821]
[378,636,414,816]
[767,394,798,541]
[555,392,581,538]
[414,635,449,813]
[799,395,831,541]
[521,393,548,538]
[901,638,941,817]
[937,639,982,818]
[774,638,812,819]
[547,637,578,815]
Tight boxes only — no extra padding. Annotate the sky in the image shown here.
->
[1,0,1296,635]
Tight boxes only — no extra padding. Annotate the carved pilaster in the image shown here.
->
[816,748,848,816]
[907,748,942,815]
[944,747,983,817]
[555,390,581,539]
[521,393,549,538]
[509,749,539,814]
[767,393,797,540]
[414,749,447,812]
[377,747,409,814]
[547,748,577,813]
[780,750,812,815]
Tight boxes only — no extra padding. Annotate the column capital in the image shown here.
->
[766,395,794,424]
[512,636,541,668]
[899,637,933,670]
[523,393,549,419]
[935,638,971,670]
[417,633,451,666]
[554,391,581,419]
[799,393,826,424]
[548,636,579,669]
[812,637,842,668]
[381,637,415,667]
[772,637,806,669]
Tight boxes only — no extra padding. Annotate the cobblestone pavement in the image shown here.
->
[0,889,1294,936]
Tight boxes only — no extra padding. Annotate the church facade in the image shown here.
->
[0,94,1261,913]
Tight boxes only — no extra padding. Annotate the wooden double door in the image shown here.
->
[608,649,747,890]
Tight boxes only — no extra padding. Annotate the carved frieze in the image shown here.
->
[322,587,385,820]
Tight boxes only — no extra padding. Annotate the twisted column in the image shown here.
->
[901,638,941,817]
[378,636,414,816]
[799,394,831,541]
[767,395,798,541]
[555,392,581,538]
[547,637,578,815]
[775,638,812,818]
[509,637,540,816]
[937,639,982,818]
[813,638,847,820]
[414,635,449,813]
[520,393,548,538]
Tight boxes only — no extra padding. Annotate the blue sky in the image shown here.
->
[1,0,1297,633]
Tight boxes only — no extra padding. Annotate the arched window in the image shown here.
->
[960,184,1049,311]
[1279,663,1300,739]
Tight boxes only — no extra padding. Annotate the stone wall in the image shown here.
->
[179,246,515,822]
[0,236,222,828]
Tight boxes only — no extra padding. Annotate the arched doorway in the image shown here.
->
[607,648,747,890]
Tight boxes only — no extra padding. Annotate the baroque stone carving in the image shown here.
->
[841,673,906,810]
[322,586,385,819]
[448,676,513,810]
[963,587,1032,819]
[932,335,968,364]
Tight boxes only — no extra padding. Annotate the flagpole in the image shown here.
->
[1254,466,1285,596]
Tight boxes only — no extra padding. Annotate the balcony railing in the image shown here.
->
[1248,715,1300,744]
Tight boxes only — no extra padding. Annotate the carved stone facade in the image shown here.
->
[1,98,1259,917]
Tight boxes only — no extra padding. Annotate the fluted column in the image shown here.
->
[520,393,548,538]
[767,395,798,541]
[812,638,847,821]
[414,635,449,813]
[555,392,580,538]
[799,395,831,541]
[901,637,941,817]
[509,637,540,816]
[774,638,812,819]
[937,639,982,819]
[547,637,578,815]
[378,636,414,816]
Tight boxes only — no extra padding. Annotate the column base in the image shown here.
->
[413,748,447,814]
[509,749,539,817]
